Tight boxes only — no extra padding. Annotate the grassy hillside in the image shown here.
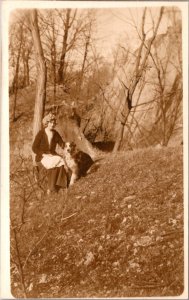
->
[10,145,184,298]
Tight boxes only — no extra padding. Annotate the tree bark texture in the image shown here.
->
[29,9,47,142]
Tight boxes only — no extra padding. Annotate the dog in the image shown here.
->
[63,142,94,186]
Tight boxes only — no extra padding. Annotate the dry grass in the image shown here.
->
[10,145,184,298]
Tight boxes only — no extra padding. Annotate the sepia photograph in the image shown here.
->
[1,0,188,298]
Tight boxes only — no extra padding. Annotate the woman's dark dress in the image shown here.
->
[32,129,67,191]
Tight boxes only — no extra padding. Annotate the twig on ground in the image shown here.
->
[61,212,77,222]
[161,230,183,237]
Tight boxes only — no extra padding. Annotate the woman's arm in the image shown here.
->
[32,130,44,157]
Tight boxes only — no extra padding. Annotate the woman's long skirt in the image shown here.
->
[47,165,68,191]
[35,163,68,192]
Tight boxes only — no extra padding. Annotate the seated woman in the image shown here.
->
[32,112,68,194]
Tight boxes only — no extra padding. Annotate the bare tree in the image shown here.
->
[39,10,59,103]
[113,7,164,152]
[22,36,32,87]
[50,15,57,103]
[147,14,182,146]
[76,12,95,96]
[29,9,47,147]
[57,9,77,83]
[10,23,23,121]
[9,16,33,121]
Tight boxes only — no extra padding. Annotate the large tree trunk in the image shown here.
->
[29,9,47,162]
[57,114,97,160]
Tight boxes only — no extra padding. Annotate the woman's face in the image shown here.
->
[47,120,56,130]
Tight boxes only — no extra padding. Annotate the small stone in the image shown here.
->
[88,219,95,224]
[124,195,136,201]
[84,252,95,266]
[156,236,163,242]
[112,261,120,268]
[98,245,103,252]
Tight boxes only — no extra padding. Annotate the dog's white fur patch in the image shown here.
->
[63,142,79,186]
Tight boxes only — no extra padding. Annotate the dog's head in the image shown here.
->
[64,142,77,155]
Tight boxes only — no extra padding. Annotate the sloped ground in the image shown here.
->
[10,145,184,298]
